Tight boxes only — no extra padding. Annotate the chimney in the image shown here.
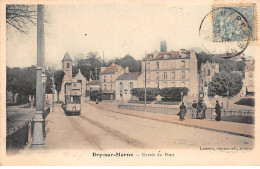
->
[125,66,129,73]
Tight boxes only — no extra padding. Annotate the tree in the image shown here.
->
[131,88,160,101]
[54,70,65,102]
[196,52,246,73]
[208,71,243,108]
[6,5,37,33]
[72,52,103,80]
[109,54,141,72]
[160,40,167,52]
[160,87,188,101]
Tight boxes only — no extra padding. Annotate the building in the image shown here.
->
[73,69,87,96]
[140,49,198,98]
[241,65,254,96]
[99,63,125,100]
[60,52,87,101]
[199,61,219,98]
[115,68,142,102]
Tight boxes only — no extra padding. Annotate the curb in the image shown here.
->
[90,103,254,139]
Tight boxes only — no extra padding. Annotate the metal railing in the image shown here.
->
[6,106,51,154]
[118,104,254,124]
[6,121,31,154]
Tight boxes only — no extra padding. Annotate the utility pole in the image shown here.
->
[52,65,55,112]
[31,4,45,148]
[144,51,147,111]
[103,50,104,66]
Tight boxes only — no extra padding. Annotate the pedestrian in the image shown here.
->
[179,102,186,121]
[197,100,202,119]
[201,100,207,119]
[191,100,197,119]
[215,100,221,121]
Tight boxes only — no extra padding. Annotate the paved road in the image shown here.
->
[44,101,253,150]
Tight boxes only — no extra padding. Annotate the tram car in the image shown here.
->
[63,81,82,115]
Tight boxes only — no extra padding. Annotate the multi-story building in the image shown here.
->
[115,67,142,102]
[140,49,198,97]
[99,63,125,100]
[198,61,219,98]
[241,65,254,96]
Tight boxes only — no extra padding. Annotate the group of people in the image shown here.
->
[178,100,222,121]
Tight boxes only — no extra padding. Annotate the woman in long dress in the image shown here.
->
[215,100,221,121]
[179,102,187,121]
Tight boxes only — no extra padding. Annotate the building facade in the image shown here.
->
[115,70,142,102]
[198,61,219,98]
[241,65,254,96]
[140,49,198,97]
[99,63,125,100]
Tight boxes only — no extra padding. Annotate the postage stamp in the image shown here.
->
[212,4,256,42]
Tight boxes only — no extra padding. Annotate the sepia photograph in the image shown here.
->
[0,0,259,166]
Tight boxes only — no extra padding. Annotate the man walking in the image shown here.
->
[179,102,187,121]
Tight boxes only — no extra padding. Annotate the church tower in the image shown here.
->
[60,52,73,102]
[62,52,73,83]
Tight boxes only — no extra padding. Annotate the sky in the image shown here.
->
[6,3,255,69]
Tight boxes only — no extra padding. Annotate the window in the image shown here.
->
[163,82,167,88]
[201,79,203,84]
[111,84,113,90]
[104,76,107,82]
[207,70,210,76]
[249,72,253,78]
[120,82,123,89]
[181,71,185,79]
[104,84,107,90]
[172,72,175,79]
[120,90,123,97]
[181,82,185,87]
[164,72,167,79]
[130,82,134,89]
[67,63,70,68]
[156,62,159,69]
[110,76,113,82]
[77,80,82,84]
[156,72,159,80]
[156,82,160,88]
[172,82,175,87]
[181,60,185,68]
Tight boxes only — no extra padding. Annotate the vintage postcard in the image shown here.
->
[0,0,259,166]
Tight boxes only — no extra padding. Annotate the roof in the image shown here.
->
[247,65,255,71]
[116,72,141,80]
[87,80,99,85]
[73,69,86,81]
[62,52,72,61]
[146,50,190,61]
[100,63,120,74]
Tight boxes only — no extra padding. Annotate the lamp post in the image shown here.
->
[31,4,45,148]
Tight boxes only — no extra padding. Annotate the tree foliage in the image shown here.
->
[72,52,103,80]
[6,5,37,33]
[160,40,167,52]
[54,70,65,95]
[196,52,246,73]
[6,66,36,103]
[208,71,243,97]
[131,88,160,99]
[160,87,188,101]
[109,54,141,72]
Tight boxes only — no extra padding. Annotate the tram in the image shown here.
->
[63,81,82,115]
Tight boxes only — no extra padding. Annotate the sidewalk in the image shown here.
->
[89,102,254,138]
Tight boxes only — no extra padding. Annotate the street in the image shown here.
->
[44,101,253,150]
